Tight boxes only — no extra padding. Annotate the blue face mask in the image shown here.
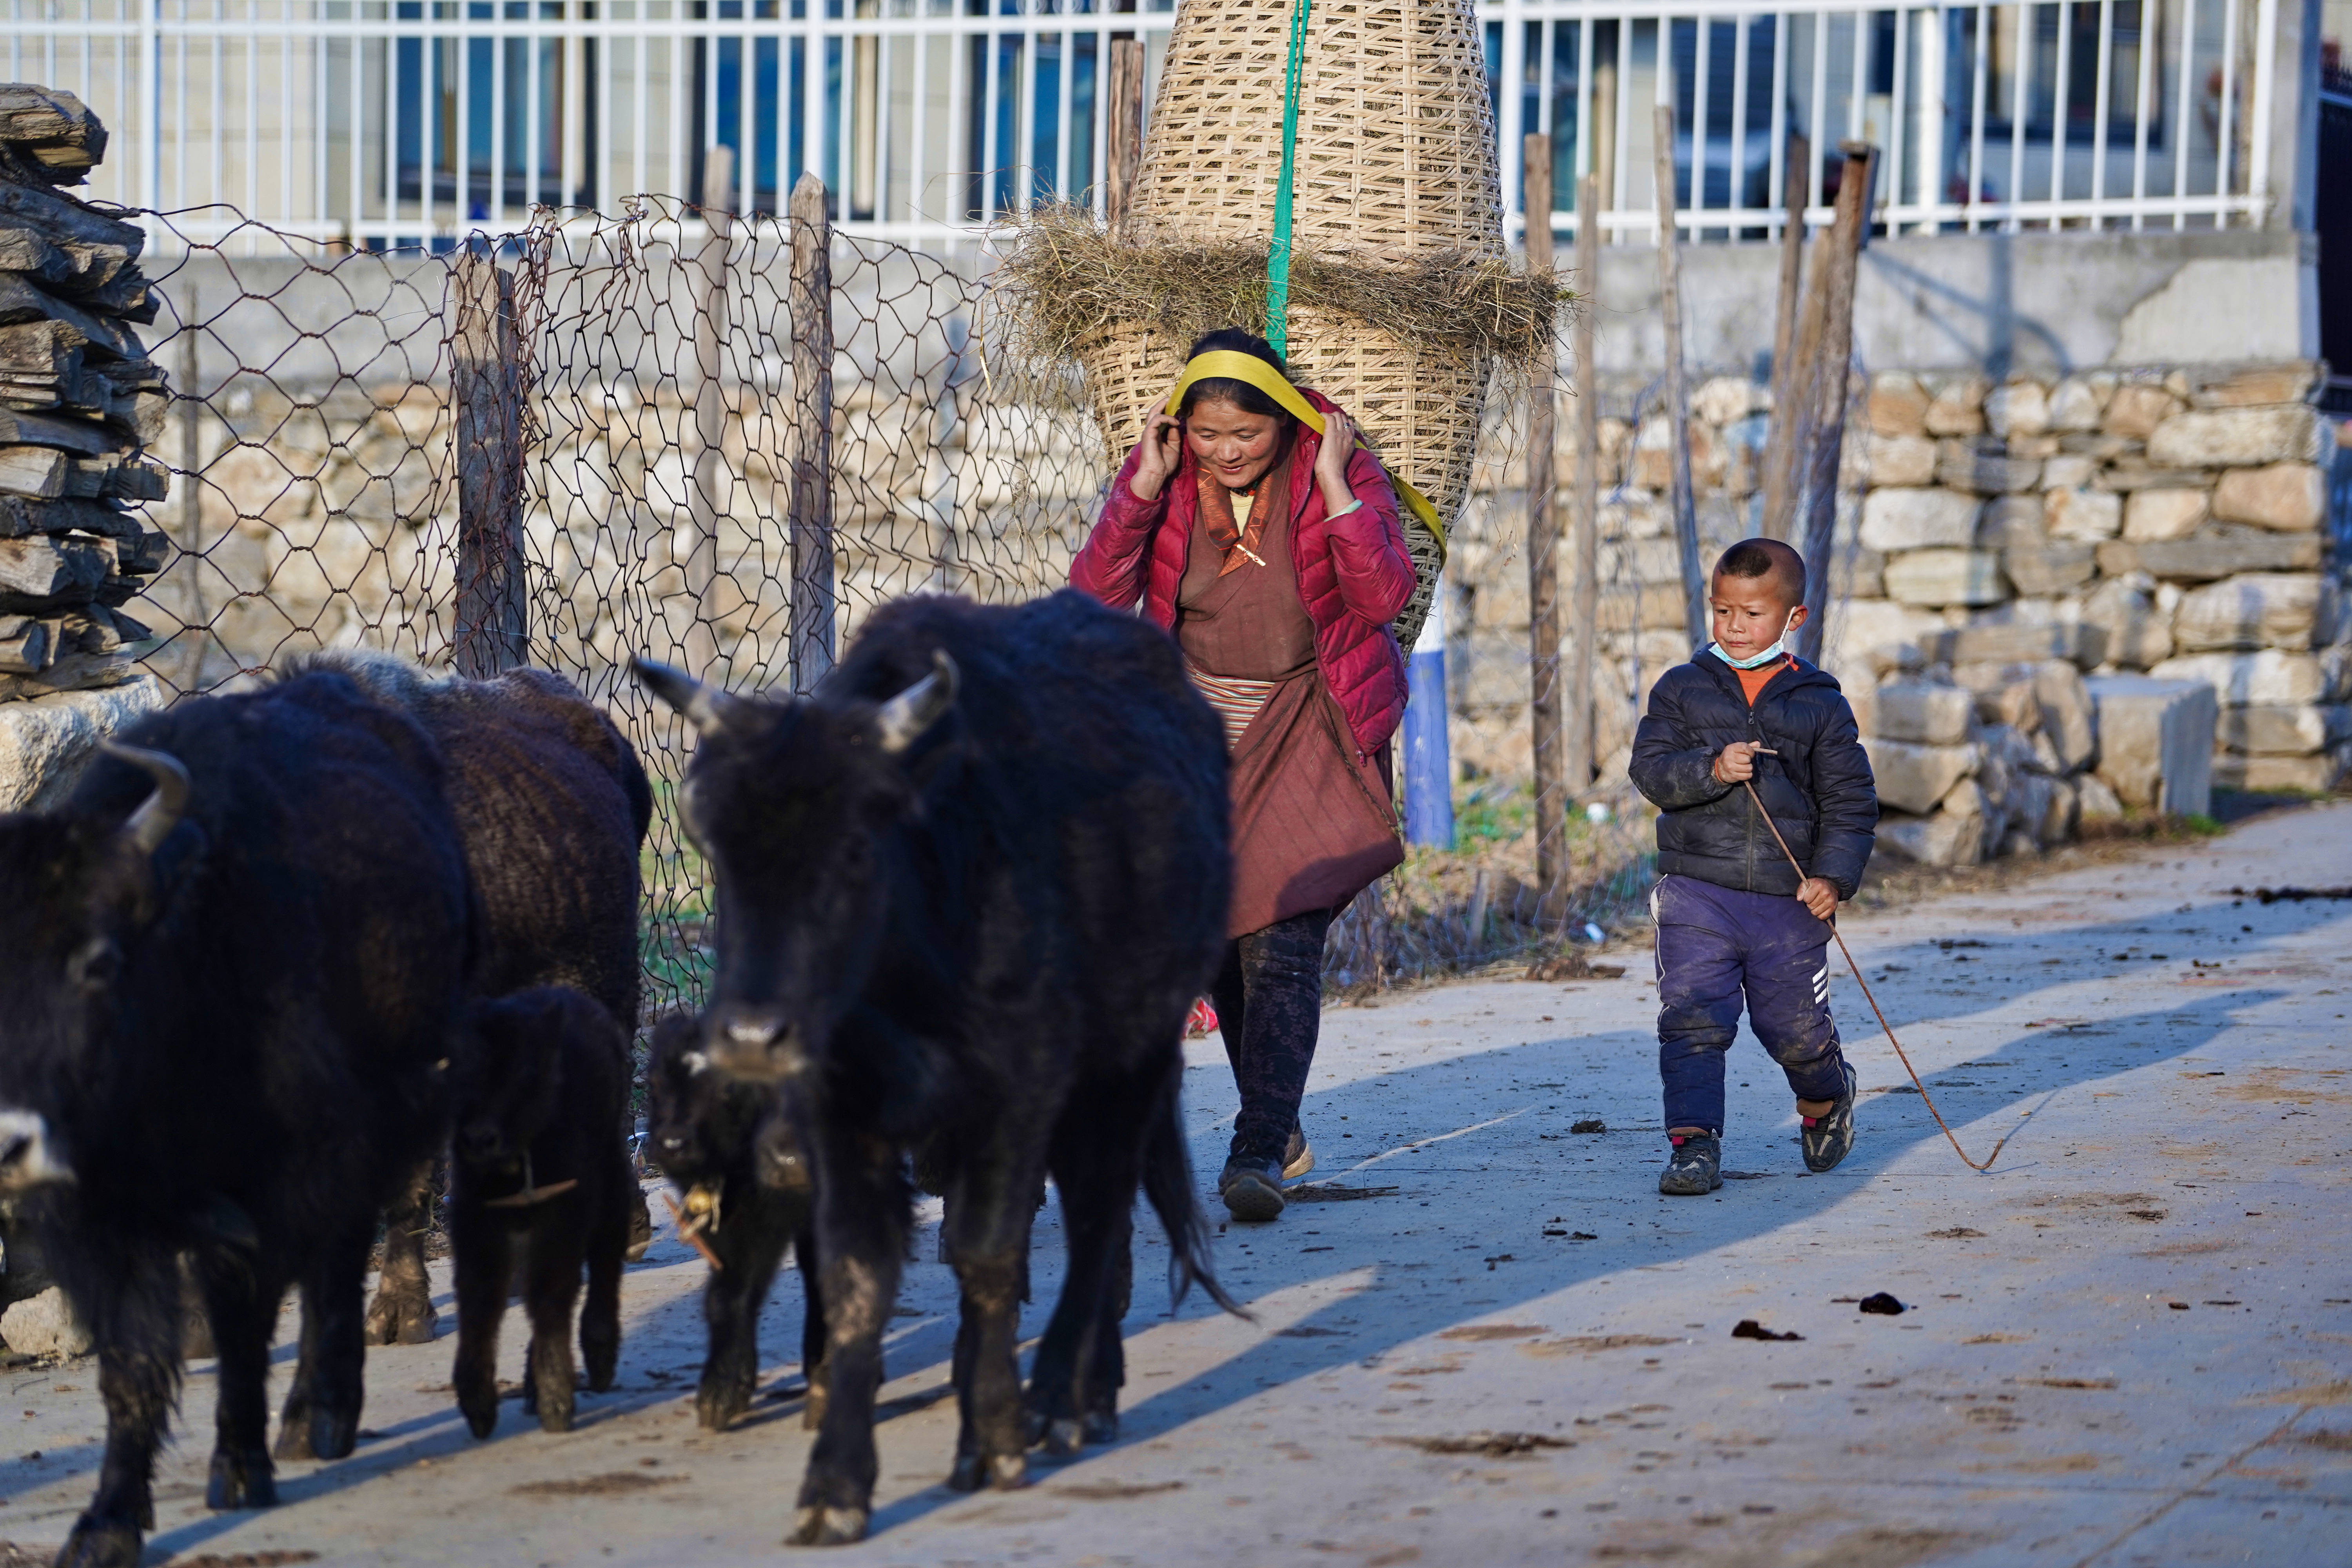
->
[1709,609,1797,670]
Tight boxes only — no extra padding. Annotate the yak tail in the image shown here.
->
[1140,1076,1249,1321]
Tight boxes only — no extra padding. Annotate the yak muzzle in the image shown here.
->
[704,1006,799,1082]
[0,1112,73,1193]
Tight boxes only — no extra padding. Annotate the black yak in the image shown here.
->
[644,1012,822,1432]
[448,985,635,1437]
[633,589,1237,1545]
[281,651,654,1344]
[0,675,474,1568]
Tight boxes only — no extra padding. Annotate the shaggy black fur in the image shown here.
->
[636,589,1236,1545]
[0,674,474,1568]
[447,986,634,1437]
[644,1013,822,1433]
[284,652,653,1345]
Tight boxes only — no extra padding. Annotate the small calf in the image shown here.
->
[646,1013,822,1431]
[450,986,636,1437]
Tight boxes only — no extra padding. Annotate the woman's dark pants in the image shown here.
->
[1210,909,1332,1166]
[1652,873,1848,1136]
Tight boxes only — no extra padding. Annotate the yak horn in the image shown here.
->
[101,742,190,856]
[874,651,960,755]
[630,656,742,734]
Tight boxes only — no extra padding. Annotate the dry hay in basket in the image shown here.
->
[991,203,1563,380]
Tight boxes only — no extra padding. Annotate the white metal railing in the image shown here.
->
[4,0,2283,252]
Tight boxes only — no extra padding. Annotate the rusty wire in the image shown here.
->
[110,200,1714,1013]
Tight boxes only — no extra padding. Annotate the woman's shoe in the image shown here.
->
[1218,1156,1287,1221]
[1282,1127,1314,1181]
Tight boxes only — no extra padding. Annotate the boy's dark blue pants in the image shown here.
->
[1651,873,1849,1135]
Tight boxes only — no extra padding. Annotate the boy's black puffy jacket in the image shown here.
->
[1629,653,1879,900]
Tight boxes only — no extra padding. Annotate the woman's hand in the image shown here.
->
[1312,408,1360,513]
[1128,410,1183,501]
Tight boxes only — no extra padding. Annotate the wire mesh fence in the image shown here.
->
[103,198,1683,1018]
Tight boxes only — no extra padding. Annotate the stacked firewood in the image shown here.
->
[0,83,172,700]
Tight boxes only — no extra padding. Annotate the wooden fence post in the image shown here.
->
[1566,172,1602,798]
[685,144,732,681]
[1793,142,1876,668]
[1653,103,1703,651]
[1759,130,1809,541]
[1107,39,1146,229]
[178,285,204,689]
[789,171,836,693]
[453,250,527,677]
[1523,132,1566,906]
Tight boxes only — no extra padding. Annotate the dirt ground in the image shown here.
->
[0,802,2347,1565]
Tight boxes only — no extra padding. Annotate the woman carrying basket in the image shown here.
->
[1069,328,1418,1223]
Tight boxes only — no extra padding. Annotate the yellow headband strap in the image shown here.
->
[1163,351,1447,555]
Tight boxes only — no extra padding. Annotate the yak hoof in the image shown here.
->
[624,1197,653,1264]
[56,1515,142,1568]
[1082,1408,1119,1446]
[789,1505,869,1546]
[271,1417,315,1464]
[309,1406,359,1461]
[946,1452,984,1493]
[458,1377,500,1440]
[365,1292,437,1347]
[1044,1417,1085,1458]
[697,1377,750,1432]
[988,1452,1028,1490]
[535,1389,576,1435]
[206,1448,278,1510]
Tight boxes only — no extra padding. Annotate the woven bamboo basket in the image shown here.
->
[1124,0,1499,263]
[1075,0,1501,650]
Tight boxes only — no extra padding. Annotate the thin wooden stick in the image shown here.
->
[1652,103,1702,651]
[1759,129,1809,541]
[1792,142,1875,668]
[1565,172,1602,796]
[1524,132,1565,906]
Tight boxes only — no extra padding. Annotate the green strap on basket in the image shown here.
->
[1257,0,1448,653]
[1266,0,1311,357]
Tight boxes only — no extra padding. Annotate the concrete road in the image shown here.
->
[2,805,2349,1566]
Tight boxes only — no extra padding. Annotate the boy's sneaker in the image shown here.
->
[1658,1133,1722,1196]
[1801,1062,1860,1173]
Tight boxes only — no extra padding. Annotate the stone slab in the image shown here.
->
[2215,704,2352,757]
[0,672,164,811]
[2145,405,2328,468]
[2088,675,2218,815]
[1883,548,2007,607]
[1860,736,1977,815]
[2170,572,2335,653]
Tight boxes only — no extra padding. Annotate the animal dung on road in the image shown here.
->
[1285,1183,1399,1203]
[1570,1119,1607,1134]
[1730,1319,1805,1341]
[1857,1292,1908,1316]
[1526,955,1628,981]
[1383,1432,1575,1458]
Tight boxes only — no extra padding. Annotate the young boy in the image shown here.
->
[1628,539,1878,1196]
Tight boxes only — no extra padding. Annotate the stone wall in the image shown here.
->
[132,373,1098,699]
[1440,357,2347,862]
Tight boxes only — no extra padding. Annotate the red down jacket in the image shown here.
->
[1067,387,1419,756]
